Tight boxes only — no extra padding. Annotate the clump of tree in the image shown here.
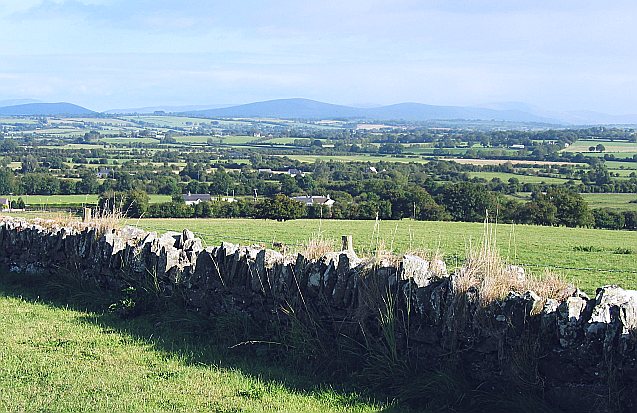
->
[98,189,149,218]
[519,188,593,227]
[256,194,306,221]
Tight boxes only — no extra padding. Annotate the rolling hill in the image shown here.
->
[184,98,561,123]
[0,102,95,116]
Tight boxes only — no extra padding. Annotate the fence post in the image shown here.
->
[83,207,92,222]
[342,235,353,252]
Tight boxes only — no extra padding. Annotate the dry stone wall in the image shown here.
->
[1,217,636,412]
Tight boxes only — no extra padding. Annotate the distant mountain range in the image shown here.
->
[0,102,95,116]
[182,98,561,124]
[104,104,231,114]
[3,98,637,125]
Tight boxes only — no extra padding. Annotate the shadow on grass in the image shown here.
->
[0,269,565,413]
[0,270,418,413]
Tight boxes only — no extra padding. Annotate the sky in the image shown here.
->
[1,0,636,113]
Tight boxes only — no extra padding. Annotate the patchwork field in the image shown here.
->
[131,218,637,293]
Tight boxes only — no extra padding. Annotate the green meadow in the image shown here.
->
[467,171,571,184]
[131,218,637,293]
[0,273,384,413]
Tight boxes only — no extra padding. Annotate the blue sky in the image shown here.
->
[1,0,636,112]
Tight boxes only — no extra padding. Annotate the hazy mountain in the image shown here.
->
[185,98,561,123]
[0,102,95,116]
[105,104,231,114]
[479,101,637,125]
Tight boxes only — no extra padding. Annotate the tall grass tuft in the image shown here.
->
[454,217,570,306]
[302,232,335,260]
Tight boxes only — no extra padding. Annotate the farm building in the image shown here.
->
[96,167,112,178]
[182,193,212,205]
[291,195,335,207]
[287,168,304,177]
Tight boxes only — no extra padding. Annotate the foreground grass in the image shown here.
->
[132,218,637,293]
[0,273,387,413]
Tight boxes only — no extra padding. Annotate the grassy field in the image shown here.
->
[444,158,583,166]
[130,218,637,293]
[2,194,172,206]
[467,171,571,184]
[282,154,429,164]
[121,116,214,128]
[580,193,637,211]
[0,273,384,413]
[605,160,637,170]
[564,140,637,153]
[101,137,161,144]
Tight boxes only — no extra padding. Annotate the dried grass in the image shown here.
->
[455,219,570,306]
[2,207,123,236]
[302,233,335,261]
[91,207,124,235]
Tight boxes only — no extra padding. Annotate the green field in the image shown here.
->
[580,193,637,211]
[173,135,214,144]
[282,154,429,164]
[218,136,260,144]
[121,116,214,128]
[468,171,571,184]
[0,118,39,124]
[2,194,172,206]
[604,160,637,170]
[564,140,637,153]
[101,137,161,144]
[130,218,637,293]
[0,274,381,413]
[172,135,257,144]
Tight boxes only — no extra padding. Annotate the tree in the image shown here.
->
[13,197,25,209]
[99,189,149,218]
[256,194,306,221]
[593,209,625,230]
[82,130,101,143]
[0,138,17,153]
[437,182,496,222]
[208,170,235,195]
[21,154,39,173]
[0,168,16,195]
[279,174,300,195]
[520,193,557,226]
[379,143,404,154]
[77,171,99,194]
[544,187,593,227]
[124,189,149,218]
[595,143,606,152]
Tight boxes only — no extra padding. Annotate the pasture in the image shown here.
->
[131,218,637,293]
[563,140,637,153]
[444,158,583,166]
[2,194,172,206]
[467,171,571,184]
[282,154,429,164]
[580,193,637,211]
